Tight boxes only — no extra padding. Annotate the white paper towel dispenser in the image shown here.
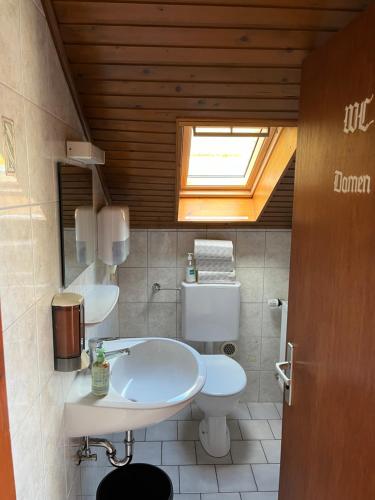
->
[97,206,130,266]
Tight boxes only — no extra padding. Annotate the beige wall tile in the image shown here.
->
[265,231,291,268]
[44,462,68,500]
[0,0,22,91]
[0,84,30,208]
[120,230,147,268]
[25,102,56,204]
[31,203,60,301]
[11,400,44,500]
[36,291,55,388]
[20,0,50,109]
[236,231,265,268]
[40,373,65,466]
[263,268,289,302]
[237,268,264,302]
[148,302,177,337]
[47,37,80,129]
[119,302,148,338]
[148,230,177,268]
[0,205,35,329]
[260,338,280,370]
[3,306,39,438]
[118,267,147,303]
[259,371,283,403]
[240,371,260,403]
[240,303,262,337]
[235,335,261,370]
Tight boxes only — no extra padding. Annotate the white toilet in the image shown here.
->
[181,282,247,457]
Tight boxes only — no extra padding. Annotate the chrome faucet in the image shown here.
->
[88,337,130,368]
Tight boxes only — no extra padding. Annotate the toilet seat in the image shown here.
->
[200,355,247,397]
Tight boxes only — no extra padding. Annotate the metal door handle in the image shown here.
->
[275,342,294,406]
[275,361,291,387]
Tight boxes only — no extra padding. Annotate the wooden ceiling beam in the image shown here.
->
[102,174,176,185]
[94,141,176,152]
[105,159,176,170]
[65,45,308,67]
[104,167,176,177]
[91,129,175,143]
[77,80,300,99]
[86,108,299,122]
[55,0,367,9]
[60,24,332,49]
[109,188,175,195]
[82,95,298,111]
[106,150,175,161]
[88,119,176,134]
[53,2,357,30]
[71,64,301,84]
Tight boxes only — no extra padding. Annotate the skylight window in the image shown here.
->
[186,126,269,187]
[177,122,297,223]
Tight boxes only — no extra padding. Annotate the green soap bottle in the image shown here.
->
[91,347,110,397]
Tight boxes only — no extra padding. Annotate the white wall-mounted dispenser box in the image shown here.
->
[97,206,130,265]
[66,141,105,165]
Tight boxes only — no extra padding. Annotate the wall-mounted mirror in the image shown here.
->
[58,163,95,287]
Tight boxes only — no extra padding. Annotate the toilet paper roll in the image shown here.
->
[195,257,235,272]
[268,298,281,309]
[198,270,236,283]
[194,239,233,260]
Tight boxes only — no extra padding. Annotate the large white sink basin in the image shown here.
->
[65,338,206,437]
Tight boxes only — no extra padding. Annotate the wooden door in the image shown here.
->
[0,307,16,498]
[279,5,375,500]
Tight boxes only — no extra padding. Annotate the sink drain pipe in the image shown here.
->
[77,430,134,467]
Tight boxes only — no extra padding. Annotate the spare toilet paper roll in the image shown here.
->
[198,270,236,284]
[268,298,281,309]
[194,239,233,260]
[195,257,235,272]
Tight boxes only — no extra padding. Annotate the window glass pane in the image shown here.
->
[187,133,264,186]
[232,127,266,134]
[194,126,231,134]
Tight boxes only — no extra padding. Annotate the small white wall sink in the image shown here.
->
[68,284,119,324]
[65,338,206,437]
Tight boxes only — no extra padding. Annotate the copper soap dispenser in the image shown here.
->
[52,292,85,372]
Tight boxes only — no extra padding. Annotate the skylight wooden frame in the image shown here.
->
[179,122,278,195]
[176,121,297,224]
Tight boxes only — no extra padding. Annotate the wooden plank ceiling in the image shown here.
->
[50,0,369,228]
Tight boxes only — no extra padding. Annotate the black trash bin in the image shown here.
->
[96,463,173,500]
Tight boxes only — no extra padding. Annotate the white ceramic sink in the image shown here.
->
[65,338,206,437]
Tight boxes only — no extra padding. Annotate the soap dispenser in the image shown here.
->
[91,347,110,397]
[185,252,196,283]
[52,292,85,372]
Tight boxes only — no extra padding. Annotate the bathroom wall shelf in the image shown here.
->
[68,284,119,325]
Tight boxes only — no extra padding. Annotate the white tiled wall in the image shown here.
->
[118,229,291,403]
[0,1,107,498]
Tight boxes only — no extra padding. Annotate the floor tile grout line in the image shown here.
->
[213,464,220,494]
[259,439,270,464]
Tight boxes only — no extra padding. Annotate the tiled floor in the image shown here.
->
[79,402,282,499]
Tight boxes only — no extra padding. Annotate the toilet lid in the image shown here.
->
[201,355,247,397]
